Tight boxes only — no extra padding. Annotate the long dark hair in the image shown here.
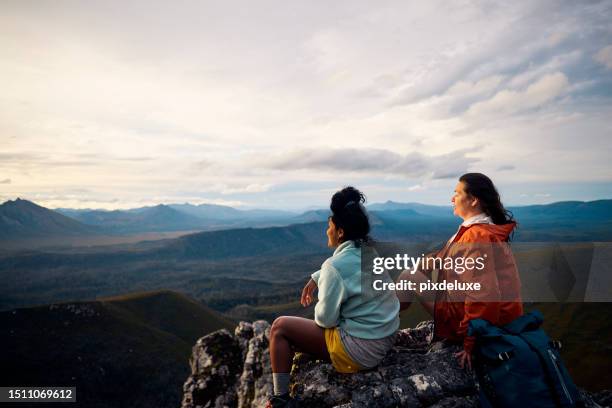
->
[459,173,515,225]
[330,186,371,247]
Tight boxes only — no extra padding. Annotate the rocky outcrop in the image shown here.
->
[287,321,479,407]
[182,320,273,408]
[182,320,610,408]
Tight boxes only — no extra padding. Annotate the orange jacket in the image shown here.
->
[432,221,523,353]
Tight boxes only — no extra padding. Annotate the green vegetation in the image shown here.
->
[0,290,234,408]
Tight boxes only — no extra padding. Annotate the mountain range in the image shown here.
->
[2,198,612,244]
[57,204,208,233]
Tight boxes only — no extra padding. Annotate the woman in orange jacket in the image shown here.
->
[397,173,523,370]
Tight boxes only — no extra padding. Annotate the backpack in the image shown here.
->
[468,310,583,408]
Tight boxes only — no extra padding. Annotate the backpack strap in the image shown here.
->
[514,332,576,408]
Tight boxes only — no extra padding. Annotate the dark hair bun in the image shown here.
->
[330,186,366,213]
[330,186,370,245]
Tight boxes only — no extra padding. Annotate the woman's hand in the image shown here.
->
[454,350,472,371]
[301,278,317,307]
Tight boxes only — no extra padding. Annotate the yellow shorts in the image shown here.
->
[324,327,362,373]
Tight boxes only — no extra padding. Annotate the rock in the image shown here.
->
[181,328,244,408]
[182,320,610,408]
[593,390,612,407]
[234,321,254,361]
[182,321,272,408]
[236,320,272,408]
[289,322,475,407]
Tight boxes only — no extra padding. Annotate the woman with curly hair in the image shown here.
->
[266,186,400,408]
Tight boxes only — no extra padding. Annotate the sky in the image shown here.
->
[1,0,611,211]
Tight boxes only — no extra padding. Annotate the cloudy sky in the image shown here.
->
[1,0,611,210]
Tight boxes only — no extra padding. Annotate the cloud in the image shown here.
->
[220,183,272,195]
[0,178,11,184]
[259,148,479,180]
[0,1,610,209]
[113,156,155,162]
[407,184,424,192]
[506,50,582,89]
[446,75,506,99]
[0,153,45,161]
[0,152,154,170]
[497,165,515,171]
[467,72,569,117]
[594,45,612,70]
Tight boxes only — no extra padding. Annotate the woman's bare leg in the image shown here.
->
[269,316,331,373]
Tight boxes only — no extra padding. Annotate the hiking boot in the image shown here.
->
[265,393,298,408]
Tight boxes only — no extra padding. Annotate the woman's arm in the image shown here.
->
[455,241,501,353]
[396,268,435,315]
[313,264,346,328]
[395,249,441,315]
[301,278,317,307]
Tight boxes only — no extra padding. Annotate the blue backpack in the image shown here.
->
[468,310,583,408]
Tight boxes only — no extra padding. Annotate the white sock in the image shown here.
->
[272,372,290,396]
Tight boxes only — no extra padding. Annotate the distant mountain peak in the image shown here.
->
[0,198,97,238]
[2,197,42,209]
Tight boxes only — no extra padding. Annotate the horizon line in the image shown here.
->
[2,196,612,213]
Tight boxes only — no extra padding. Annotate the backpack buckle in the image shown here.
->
[498,351,512,361]
[549,340,562,350]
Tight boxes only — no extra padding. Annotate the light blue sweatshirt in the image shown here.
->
[311,240,400,339]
